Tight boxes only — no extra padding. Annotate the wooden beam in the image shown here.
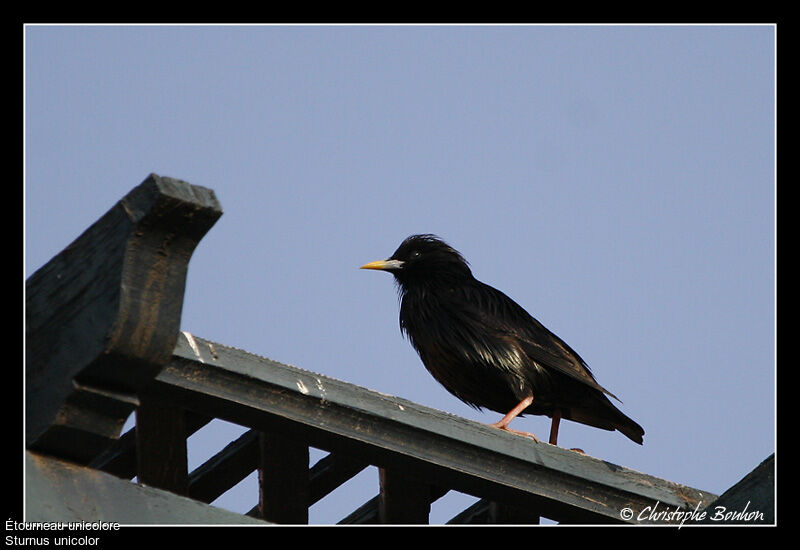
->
[189,429,260,504]
[337,496,380,525]
[308,453,369,506]
[154,333,717,524]
[25,174,222,464]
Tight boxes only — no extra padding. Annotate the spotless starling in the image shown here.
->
[361,234,644,446]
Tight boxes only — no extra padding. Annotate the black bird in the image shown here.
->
[361,234,644,446]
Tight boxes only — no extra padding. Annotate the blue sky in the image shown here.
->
[24,24,775,525]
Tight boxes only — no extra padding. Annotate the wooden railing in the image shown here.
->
[25,174,772,525]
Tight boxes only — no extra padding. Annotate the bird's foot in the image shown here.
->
[489,422,541,442]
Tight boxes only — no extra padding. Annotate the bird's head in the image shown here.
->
[360,234,472,288]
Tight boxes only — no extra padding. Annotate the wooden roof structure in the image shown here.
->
[24,174,774,525]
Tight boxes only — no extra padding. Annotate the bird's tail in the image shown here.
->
[570,397,645,445]
[615,414,645,445]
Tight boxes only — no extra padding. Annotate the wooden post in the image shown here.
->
[26,174,222,464]
[378,468,431,524]
[258,431,309,524]
[135,393,189,495]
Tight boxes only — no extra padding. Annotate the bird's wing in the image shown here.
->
[461,281,620,401]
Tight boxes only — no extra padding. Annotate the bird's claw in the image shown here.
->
[490,423,541,442]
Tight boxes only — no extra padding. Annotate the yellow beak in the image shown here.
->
[359,259,404,271]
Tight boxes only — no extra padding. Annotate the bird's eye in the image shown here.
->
[409,250,421,260]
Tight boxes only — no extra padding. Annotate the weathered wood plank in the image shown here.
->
[155,332,717,524]
[26,451,267,525]
[25,174,222,464]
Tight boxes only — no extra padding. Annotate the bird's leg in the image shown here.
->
[549,409,586,453]
[549,409,561,446]
[548,410,584,452]
[491,395,533,429]
[490,395,539,441]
